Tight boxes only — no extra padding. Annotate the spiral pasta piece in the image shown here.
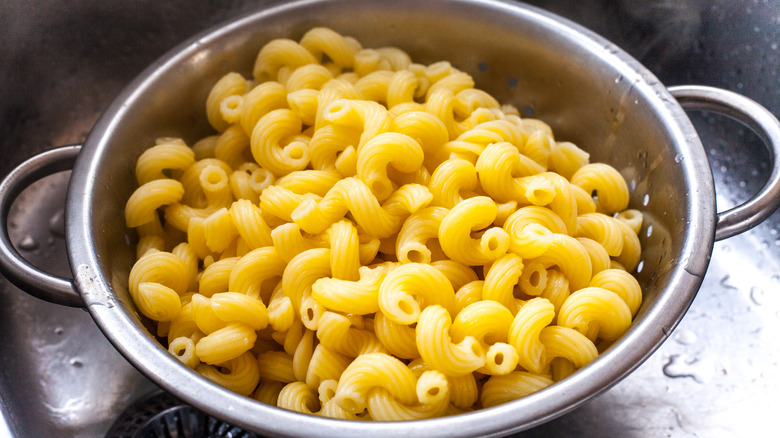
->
[395,206,449,264]
[377,262,456,325]
[570,163,629,215]
[481,371,553,408]
[357,132,424,200]
[439,196,510,266]
[333,353,417,414]
[126,179,185,228]
[509,298,555,374]
[557,287,632,342]
[135,140,196,185]
[250,109,310,176]
[416,305,485,377]
[291,177,432,238]
[196,352,260,396]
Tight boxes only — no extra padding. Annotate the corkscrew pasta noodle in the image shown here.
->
[124,27,645,420]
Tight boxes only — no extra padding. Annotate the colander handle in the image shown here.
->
[0,145,84,307]
[670,85,780,241]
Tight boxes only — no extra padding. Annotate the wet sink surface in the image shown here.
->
[1,1,779,436]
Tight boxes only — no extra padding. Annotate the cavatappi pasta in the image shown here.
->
[125,27,644,421]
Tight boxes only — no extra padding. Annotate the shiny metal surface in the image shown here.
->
[668,85,780,241]
[0,146,83,306]
[0,0,778,437]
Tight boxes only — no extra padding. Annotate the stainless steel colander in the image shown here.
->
[1,1,779,436]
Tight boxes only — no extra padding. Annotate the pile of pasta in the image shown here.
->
[125,27,643,421]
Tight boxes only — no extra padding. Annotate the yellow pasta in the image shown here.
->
[210,292,269,330]
[570,163,630,215]
[125,179,185,228]
[168,336,200,369]
[135,140,195,185]
[366,370,450,421]
[416,305,485,376]
[557,287,632,342]
[125,27,646,421]
[128,250,190,321]
[482,253,524,312]
[374,311,419,359]
[588,268,643,316]
[198,256,237,297]
[316,311,388,357]
[428,158,479,209]
[196,352,260,396]
[438,196,510,265]
[357,132,424,200]
[195,323,257,365]
[378,262,457,325]
[395,206,449,264]
[481,371,554,408]
[509,298,555,374]
[206,72,248,133]
[214,123,250,169]
[250,108,310,176]
[291,177,432,238]
[311,264,385,315]
[333,352,417,414]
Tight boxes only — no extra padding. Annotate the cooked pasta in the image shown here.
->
[124,27,644,421]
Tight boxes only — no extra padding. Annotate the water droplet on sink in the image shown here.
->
[54,327,64,335]
[662,354,706,383]
[719,275,738,291]
[674,153,684,163]
[19,235,38,251]
[48,209,65,237]
[750,286,765,306]
[674,329,697,345]
[69,358,84,368]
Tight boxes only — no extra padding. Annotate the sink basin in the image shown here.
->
[1,0,778,436]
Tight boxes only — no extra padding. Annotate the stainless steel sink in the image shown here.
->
[1,0,778,436]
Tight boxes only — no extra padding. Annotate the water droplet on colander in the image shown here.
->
[19,235,38,251]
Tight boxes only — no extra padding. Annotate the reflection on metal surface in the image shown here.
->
[0,0,779,437]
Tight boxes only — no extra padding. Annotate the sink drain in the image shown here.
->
[105,391,259,438]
